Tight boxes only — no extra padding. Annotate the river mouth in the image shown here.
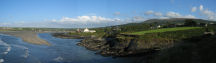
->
[0,33,139,63]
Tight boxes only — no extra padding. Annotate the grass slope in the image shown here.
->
[151,35,216,63]
[131,27,202,35]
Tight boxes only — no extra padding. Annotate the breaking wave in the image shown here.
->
[11,44,30,58]
[0,38,11,55]
[0,59,4,63]
[0,38,10,63]
[53,56,64,62]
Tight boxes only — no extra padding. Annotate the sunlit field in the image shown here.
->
[131,27,202,35]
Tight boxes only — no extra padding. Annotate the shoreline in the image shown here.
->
[52,33,158,57]
[51,33,85,39]
[0,31,51,46]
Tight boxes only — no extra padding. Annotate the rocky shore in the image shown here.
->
[76,36,160,57]
[52,33,172,57]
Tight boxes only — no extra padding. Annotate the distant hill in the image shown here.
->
[119,18,216,26]
[143,18,216,24]
[99,18,216,33]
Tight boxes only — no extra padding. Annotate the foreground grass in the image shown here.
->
[112,27,206,50]
[131,27,202,35]
[150,35,216,63]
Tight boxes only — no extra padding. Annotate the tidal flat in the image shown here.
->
[0,31,51,46]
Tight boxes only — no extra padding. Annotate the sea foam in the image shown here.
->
[11,44,30,58]
[0,39,11,55]
[54,56,64,62]
[0,59,4,63]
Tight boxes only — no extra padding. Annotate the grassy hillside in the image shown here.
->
[63,18,216,37]
[150,35,216,63]
[130,27,205,49]
[131,27,202,35]
[109,18,216,33]
[143,18,216,24]
[61,18,216,62]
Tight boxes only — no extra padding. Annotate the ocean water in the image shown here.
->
[0,33,141,63]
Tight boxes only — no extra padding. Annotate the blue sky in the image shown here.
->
[0,0,216,28]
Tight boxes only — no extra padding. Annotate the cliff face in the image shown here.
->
[77,36,135,56]
[77,34,175,56]
[77,37,108,51]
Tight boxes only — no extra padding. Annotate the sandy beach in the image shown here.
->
[0,31,51,46]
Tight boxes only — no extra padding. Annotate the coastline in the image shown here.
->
[52,33,158,57]
[51,33,85,39]
[77,37,158,57]
[0,31,51,46]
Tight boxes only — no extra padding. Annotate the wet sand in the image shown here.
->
[0,31,51,46]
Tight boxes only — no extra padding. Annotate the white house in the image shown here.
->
[205,24,208,27]
[157,25,161,28]
[83,28,89,32]
[83,28,96,33]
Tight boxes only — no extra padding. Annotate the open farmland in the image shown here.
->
[131,27,203,35]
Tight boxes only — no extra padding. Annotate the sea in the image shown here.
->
[0,33,142,63]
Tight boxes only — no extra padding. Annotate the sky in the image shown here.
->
[0,0,216,28]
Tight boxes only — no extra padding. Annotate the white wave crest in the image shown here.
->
[0,39,11,55]
[23,49,29,58]
[0,59,4,63]
[11,44,28,50]
[3,46,11,54]
[11,44,30,58]
[53,56,64,62]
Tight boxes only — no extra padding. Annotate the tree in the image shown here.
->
[199,23,206,27]
[184,19,197,27]
[104,26,121,38]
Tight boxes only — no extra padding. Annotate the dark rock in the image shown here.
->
[53,33,165,57]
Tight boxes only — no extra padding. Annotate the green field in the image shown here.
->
[131,27,202,35]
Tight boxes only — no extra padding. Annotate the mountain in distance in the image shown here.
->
[123,18,216,26]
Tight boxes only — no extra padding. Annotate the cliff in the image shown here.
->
[76,27,206,57]
[77,34,172,56]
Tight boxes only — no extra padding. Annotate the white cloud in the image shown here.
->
[144,10,196,19]
[183,15,196,18]
[145,10,154,15]
[166,11,182,18]
[200,5,204,11]
[132,16,146,21]
[60,16,114,23]
[0,15,147,28]
[198,5,216,20]
[49,16,142,28]
[202,9,215,16]
[191,7,197,12]
[202,10,216,20]
[145,10,163,17]
[165,11,196,18]
[114,18,121,21]
[154,12,163,17]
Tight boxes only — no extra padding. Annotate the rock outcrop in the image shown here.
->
[76,34,167,57]
[52,33,175,57]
